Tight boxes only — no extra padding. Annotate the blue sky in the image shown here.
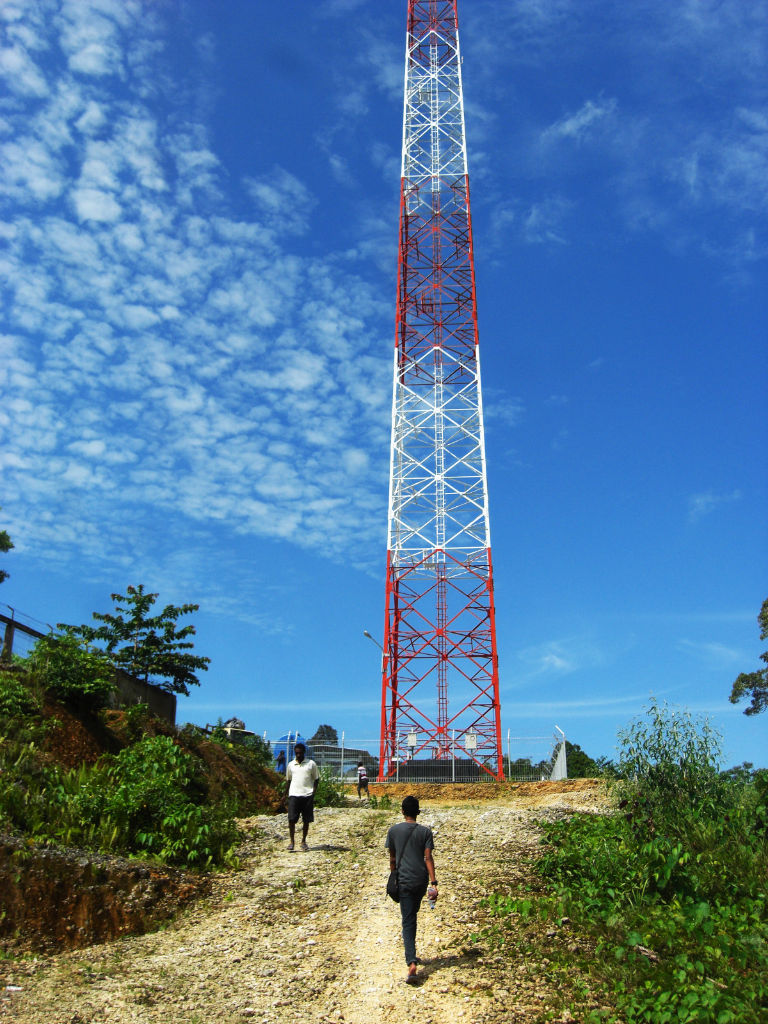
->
[1,0,766,766]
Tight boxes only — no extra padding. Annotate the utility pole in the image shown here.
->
[378,0,502,781]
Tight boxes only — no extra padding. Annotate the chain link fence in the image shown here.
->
[262,729,567,783]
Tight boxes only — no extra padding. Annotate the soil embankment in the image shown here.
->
[0,836,210,951]
[3,781,608,1024]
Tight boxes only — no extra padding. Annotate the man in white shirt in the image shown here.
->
[285,742,320,852]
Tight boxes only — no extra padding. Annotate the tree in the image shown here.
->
[729,597,768,716]
[61,585,210,697]
[0,509,13,585]
[565,741,600,778]
[310,724,339,745]
[30,634,115,710]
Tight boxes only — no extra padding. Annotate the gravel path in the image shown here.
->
[2,793,602,1024]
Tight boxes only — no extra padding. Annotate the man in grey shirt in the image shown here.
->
[385,795,438,983]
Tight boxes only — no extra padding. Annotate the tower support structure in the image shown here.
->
[378,0,502,781]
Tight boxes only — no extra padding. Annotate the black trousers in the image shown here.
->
[399,887,427,965]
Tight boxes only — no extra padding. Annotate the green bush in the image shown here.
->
[527,702,768,1022]
[28,634,115,710]
[0,671,36,718]
[314,765,346,808]
[615,696,724,816]
[0,732,239,869]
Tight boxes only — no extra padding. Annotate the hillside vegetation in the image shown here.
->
[0,662,283,870]
[483,700,768,1023]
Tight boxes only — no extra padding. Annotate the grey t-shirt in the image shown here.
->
[385,822,434,893]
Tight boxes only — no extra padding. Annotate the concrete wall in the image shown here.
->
[110,670,177,726]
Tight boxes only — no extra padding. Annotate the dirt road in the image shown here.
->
[2,788,604,1024]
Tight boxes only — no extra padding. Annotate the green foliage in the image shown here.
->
[310,724,339,745]
[205,718,273,770]
[485,702,768,1023]
[60,584,210,697]
[730,597,768,716]
[615,697,724,816]
[29,634,115,710]
[0,672,36,718]
[366,792,392,810]
[314,765,345,808]
[0,507,13,585]
[0,732,239,869]
[536,791,768,1023]
[566,741,601,778]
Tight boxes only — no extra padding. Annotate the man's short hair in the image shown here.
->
[294,742,306,753]
[402,795,420,817]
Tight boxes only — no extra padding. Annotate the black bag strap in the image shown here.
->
[395,824,421,872]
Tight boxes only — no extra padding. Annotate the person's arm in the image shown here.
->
[284,762,292,797]
[424,847,437,886]
[312,762,320,797]
[386,831,396,871]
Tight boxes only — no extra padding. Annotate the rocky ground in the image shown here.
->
[1,786,608,1024]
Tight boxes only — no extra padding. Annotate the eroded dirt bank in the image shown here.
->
[2,786,607,1024]
[0,837,211,952]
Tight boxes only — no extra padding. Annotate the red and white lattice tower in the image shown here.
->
[378,0,502,781]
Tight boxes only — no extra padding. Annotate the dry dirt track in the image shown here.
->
[1,787,605,1024]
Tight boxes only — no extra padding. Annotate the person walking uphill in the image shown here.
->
[385,795,438,984]
[285,742,320,852]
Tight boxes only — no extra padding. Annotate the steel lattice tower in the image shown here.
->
[378,0,502,781]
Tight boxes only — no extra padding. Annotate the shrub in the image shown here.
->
[0,732,239,869]
[28,634,115,710]
[488,701,768,1023]
[0,671,36,718]
[615,696,725,820]
[314,765,346,808]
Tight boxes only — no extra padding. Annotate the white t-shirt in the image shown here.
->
[286,758,320,797]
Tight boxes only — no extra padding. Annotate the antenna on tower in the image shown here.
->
[377,1,503,782]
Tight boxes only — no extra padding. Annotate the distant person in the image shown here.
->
[385,795,438,984]
[275,749,286,774]
[285,742,320,852]
[356,760,369,800]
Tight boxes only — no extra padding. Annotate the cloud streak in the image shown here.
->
[688,490,741,523]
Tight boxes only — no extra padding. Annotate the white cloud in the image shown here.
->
[484,396,525,426]
[541,97,618,143]
[71,186,121,221]
[0,0,393,584]
[688,489,741,523]
[677,639,744,668]
[0,42,49,96]
[244,167,316,235]
[522,195,572,243]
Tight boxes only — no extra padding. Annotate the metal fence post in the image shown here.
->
[396,731,400,783]
[452,729,455,782]
[340,731,345,782]
[507,728,510,780]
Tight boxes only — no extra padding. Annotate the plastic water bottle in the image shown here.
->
[428,885,438,909]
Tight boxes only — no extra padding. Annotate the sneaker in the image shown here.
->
[300,842,309,851]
